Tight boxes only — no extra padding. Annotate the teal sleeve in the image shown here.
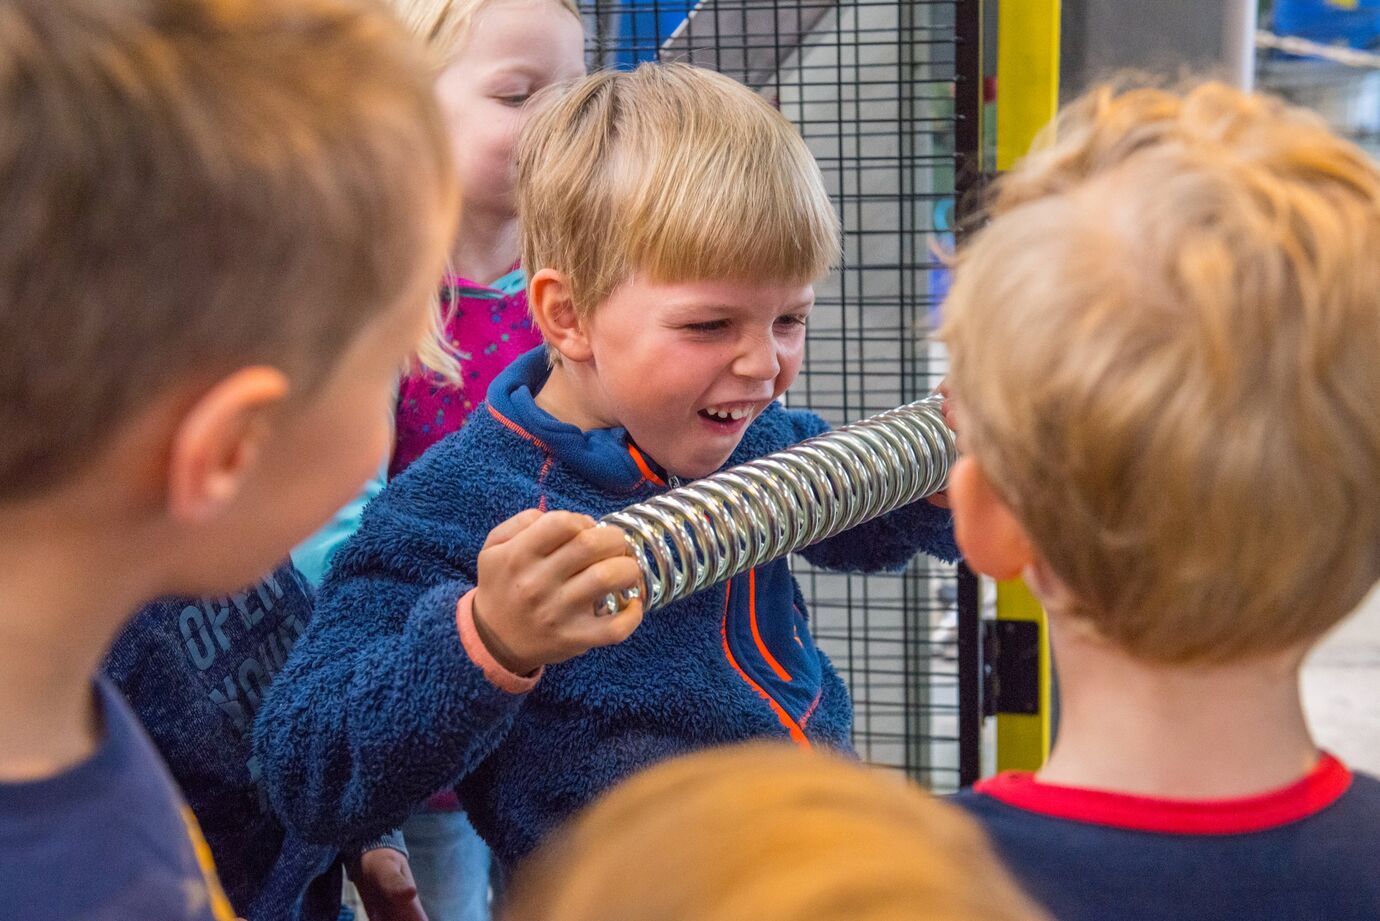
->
[291,459,387,587]
[293,388,398,587]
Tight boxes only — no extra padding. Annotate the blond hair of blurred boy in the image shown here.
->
[507,744,1047,921]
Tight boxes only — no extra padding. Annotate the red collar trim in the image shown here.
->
[974,753,1352,835]
[487,404,548,451]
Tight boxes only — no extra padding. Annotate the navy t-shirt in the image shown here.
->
[954,754,1380,921]
[0,677,235,921]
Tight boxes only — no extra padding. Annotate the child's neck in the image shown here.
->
[0,496,160,781]
[449,207,520,286]
[534,359,616,433]
[1038,618,1319,799]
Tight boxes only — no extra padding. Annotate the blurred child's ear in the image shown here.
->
[529,268,592,362]
[166,367,290,524]
[948,455,1034,581]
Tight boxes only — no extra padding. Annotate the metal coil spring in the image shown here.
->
[601,395,954,612]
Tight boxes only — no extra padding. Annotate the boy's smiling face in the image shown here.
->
[542,274,814,479]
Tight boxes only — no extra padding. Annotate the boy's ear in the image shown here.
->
[529,268,592,362]
[166,367,291,524]
[947,455,1034,581]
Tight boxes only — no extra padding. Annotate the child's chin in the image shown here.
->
[674,453,734,481]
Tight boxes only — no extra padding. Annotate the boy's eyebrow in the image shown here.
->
[662,297,816,315]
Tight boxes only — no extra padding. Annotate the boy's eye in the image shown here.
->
[776,314,808,329]
[684,320,729,333]
[498,94,531,106]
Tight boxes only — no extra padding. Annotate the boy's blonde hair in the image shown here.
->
[387,0,581,65]
[517,62,841,317]
[504,743,1048,921]
[0,0,455,500]
[941,81,1380,663]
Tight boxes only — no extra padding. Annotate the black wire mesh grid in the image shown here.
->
[584,0,983,790]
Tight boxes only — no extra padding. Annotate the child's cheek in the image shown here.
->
[775,347,805,395]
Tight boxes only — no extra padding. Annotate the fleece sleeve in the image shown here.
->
[253,464,533,847]
[783,408,961,570]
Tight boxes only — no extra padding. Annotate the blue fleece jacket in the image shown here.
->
[256,346,959,870]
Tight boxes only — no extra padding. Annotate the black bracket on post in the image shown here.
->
[982,619,1041,717]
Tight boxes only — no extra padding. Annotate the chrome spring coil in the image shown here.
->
[601,395,954,612]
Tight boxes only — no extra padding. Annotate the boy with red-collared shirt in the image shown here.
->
[943,81,1380,921]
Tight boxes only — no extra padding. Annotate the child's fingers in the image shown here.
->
[483,509,546,548]
[934,378,960,435]
[505,510,599,558]
[539,522,633,581]
[563,580,644,650]
[592,600,644,646]
[560,555,644,613]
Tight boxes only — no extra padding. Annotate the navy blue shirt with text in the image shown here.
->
[104,563,343,921]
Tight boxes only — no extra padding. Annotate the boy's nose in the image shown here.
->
[733,335,781,381]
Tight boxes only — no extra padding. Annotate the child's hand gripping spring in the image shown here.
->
[472,510,645,677]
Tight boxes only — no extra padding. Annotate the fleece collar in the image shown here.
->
[485,347,667,493]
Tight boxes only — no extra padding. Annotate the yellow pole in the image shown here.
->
[992,0,1060,772]
[996,0,1061,171]
[993,580,1052,771]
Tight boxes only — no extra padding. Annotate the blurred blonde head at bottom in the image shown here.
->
[503,743,1048,921]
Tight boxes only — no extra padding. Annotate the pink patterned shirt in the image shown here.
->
[391,267,539,477]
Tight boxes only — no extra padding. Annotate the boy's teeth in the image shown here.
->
[706,406,749,421]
